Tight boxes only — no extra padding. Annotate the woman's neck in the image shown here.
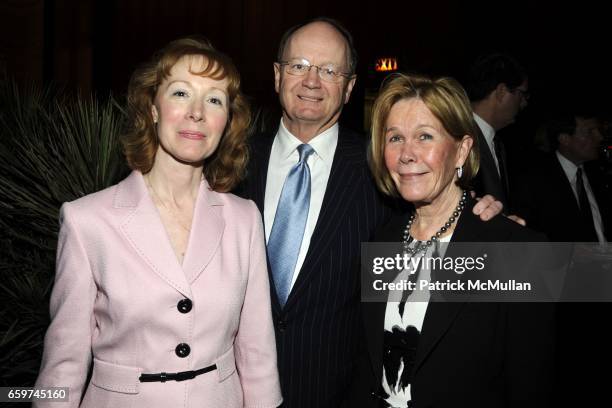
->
[410,186,463,241]
[145,155,203,207]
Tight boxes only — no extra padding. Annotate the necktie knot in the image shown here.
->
[297,144,315,163]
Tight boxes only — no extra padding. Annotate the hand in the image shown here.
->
[471,192,503,221]
[507,214,526,226]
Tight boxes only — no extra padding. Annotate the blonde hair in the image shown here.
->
[368,73,480,196]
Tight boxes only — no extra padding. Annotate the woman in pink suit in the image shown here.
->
[34,37,282,408]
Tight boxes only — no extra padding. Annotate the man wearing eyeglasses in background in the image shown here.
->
[467,52,529,215]
[237,17,502,407]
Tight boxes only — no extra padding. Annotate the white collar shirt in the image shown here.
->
[264,119,338,288]
[556,151,607,244]
[474,113,500,176]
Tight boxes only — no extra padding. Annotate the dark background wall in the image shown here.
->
[1,0,610,148]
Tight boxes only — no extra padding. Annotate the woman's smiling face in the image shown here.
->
[151,55,229,165]
[384,98,469,205]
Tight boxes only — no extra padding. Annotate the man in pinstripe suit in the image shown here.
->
[237,17,502,408]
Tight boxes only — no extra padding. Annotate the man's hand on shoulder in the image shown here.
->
[471,192,503,221]
[471,192,527,226]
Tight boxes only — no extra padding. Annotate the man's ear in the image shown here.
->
[494,83,509,102]
[343,75,357,104]
[274,63,281,94]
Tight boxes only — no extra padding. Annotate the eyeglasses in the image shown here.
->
[277,58,353,83]
[514,87,530,101]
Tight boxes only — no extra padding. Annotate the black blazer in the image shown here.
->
[236,126,390,408]
[350,197,555,408]
[512,152,610,242]
[512,153,612,407]
[472,125,509,209]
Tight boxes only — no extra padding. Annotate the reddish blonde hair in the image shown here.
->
[122,37,250,192]
[369,73,480,196]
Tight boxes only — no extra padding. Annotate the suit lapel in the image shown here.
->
[585,162,611,240]
[249,131,275,214]
[364,209,472,378]
[248,131,280,312]
[413,198,486,374]
[117,171,192,298]
[182,181,225,284]
[476,127,507,206]
[283,128,365,310]
[365,213,411,381]
[413,302,465,374]
[551,155,581,214]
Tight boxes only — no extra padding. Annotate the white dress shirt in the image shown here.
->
[382,235,452,406]
[264,120,338,289]
[474,113,501,176]
[556,151,607,244]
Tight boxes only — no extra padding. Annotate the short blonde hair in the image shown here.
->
[368,73,480,196]
[122,37,250,192]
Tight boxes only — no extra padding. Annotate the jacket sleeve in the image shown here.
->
[234,201,283,408]
[33,202,97,408]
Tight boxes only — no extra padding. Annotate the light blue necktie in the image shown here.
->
[268,144,315,307]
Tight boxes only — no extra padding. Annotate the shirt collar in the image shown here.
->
[473,113,496,145]
[277,119,338,167]
[556,150,580,181]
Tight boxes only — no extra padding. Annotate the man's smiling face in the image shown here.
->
[274,21,355,139]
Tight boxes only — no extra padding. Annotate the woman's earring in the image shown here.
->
[456,166,463,178]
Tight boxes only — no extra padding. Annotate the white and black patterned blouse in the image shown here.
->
[381,235,451,407]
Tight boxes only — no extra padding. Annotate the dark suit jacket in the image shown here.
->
[512,152,612,408]
[512,152,611,242]
[235,126,391,408]
[472,124,509,209]
[349,197,555,408]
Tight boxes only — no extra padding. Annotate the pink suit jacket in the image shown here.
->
[34,171,282,408]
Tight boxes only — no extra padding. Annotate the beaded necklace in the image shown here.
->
[402,190,467,255]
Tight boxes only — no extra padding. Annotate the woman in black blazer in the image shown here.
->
[351,73,554,407]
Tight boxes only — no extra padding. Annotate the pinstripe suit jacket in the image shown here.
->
[236,126,391,408]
